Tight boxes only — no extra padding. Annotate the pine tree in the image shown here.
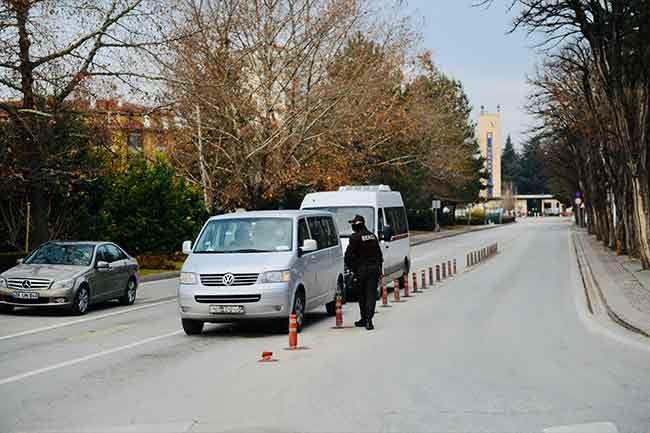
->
[502,134,518,186]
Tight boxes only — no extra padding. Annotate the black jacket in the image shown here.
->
[344,226,383,275]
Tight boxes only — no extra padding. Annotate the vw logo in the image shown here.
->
[222,273,235,286]
[22,280,31,289]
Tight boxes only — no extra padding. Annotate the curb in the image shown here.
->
[572,232,650,339]
[410,224,503,247]
[140,271,180,283]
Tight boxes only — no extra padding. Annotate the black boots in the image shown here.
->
[355,319,366,327]
[365,320,374,330]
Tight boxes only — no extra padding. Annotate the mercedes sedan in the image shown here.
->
[0,241,139,315]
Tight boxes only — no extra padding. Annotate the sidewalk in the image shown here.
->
[409,224,501,246]
[573,228,650,337]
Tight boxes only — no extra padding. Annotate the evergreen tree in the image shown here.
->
[501,134,518,186]
[517,136,548,194]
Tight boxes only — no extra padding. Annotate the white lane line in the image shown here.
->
[543,422,618,433]
[0,330,183,386]
[0,299,176,342]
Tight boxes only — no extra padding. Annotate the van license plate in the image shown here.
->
[209,305,245,314]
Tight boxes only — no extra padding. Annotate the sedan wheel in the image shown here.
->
[119,278,137,305]
[71,286,89,315]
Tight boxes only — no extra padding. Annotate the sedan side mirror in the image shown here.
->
[182,240,192,255]
[16,258,24,265]
[96,261,110,270]
[300,239,318,254]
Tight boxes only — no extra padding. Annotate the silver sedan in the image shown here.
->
[0,241,139,315]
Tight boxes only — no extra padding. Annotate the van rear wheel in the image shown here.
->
[325,278,344,316]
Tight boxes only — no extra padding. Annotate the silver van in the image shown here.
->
[177,210,344,335]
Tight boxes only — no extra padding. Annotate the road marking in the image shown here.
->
[0,298,176,342]
[66,324,131,342]
[543,422,618,433]
[0,330,183,386]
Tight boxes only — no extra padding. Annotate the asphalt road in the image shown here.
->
[1,219,648,433]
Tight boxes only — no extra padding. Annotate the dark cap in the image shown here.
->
[348,214,365,225]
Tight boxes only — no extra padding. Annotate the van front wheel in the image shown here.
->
[292,290,306,332]
[182,319,204,335]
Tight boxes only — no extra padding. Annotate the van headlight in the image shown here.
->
[260,270,291,284]
[180,272,198,285]
[51,279,75,289]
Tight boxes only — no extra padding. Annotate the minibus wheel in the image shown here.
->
[292,289,305,332]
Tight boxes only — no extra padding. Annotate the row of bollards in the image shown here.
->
[467,242,498,267]
[282,254,467,353]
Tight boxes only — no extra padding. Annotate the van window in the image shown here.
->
[385,207,408,236]
[298,219,310,247]
[307,216,336,249]
[323,217,339,247]
[305,207,374,237]
[194,218,293,253]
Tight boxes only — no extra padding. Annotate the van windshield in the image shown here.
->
[194,218,293,253]
[306,207,374,237]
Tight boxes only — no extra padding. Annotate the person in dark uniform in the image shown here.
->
[344,214,383,330]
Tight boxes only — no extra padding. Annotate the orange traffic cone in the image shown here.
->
[335,295,343,327]
[288,314,298,349]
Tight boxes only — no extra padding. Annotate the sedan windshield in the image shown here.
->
[25,243,95,266]
[194,218,293,253]
[306,207,374,237]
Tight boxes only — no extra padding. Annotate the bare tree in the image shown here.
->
[480,0,650,268]
[166,0,410,211]
[0,0,175,247]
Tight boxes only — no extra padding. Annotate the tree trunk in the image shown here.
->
[631,175,650,269]
[607,196,616,250]
[28,184,49,250]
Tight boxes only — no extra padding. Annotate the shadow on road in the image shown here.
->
[5,299,132,317]
[199,310,332,338]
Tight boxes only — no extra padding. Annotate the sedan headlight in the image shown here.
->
[260,270,291,284]
[0,277,6,289]
[51,279,75,290]
[179,272,198,285]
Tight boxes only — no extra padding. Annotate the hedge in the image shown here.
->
[0,252,26,273]
[407,209,456,231]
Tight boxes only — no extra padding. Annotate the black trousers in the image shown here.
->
[357,271,379,321]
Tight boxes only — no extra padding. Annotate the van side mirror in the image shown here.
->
[380,226,392,241]
[300,239,318,254]
[182,240,192,255]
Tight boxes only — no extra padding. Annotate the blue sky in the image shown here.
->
[402,0,542,149]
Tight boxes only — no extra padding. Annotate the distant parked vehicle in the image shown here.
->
[0,241,139,315]
[177,210,344,335]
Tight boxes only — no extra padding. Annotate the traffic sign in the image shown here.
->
[432,200,441,209]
